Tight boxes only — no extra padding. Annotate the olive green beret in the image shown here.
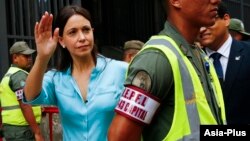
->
[124,40,144,50]
[10,41,36,55]
[229,18,250,36]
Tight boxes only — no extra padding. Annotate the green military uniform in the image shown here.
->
[125,21,224,140]
[0,64,41,141]
[6,65,27,92]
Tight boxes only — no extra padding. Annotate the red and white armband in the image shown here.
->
[115,85,161,125]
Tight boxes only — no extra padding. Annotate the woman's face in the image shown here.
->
[59,14,94,58]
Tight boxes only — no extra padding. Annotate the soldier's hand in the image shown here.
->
[35,132,44,141]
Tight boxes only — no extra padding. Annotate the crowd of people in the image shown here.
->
[1,0,250,141]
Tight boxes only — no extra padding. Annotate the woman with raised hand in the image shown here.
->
[24,5,128,141]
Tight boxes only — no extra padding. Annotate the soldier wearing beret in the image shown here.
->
[123,40,144,63]
[0,41,43,141]
[229,18,250,41]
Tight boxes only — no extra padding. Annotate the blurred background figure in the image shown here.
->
[123,40,144,63]
[0,41,43,141]
[229,18,250,41]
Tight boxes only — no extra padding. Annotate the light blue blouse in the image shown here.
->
[24,55,128,141]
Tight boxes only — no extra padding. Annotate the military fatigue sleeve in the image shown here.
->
[9,71,28,100]
[125,49,174,99]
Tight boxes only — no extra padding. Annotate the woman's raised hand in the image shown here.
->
[34,12,59,62]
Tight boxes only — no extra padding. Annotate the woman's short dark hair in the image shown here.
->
[53,5,97,71]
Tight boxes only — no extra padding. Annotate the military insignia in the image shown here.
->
[20,80,26,87]
[132,71,151,92]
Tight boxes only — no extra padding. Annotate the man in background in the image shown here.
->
[123,40,144,63]
[200,3,250,124]
[229,18,250,41]
[0,41,44,141]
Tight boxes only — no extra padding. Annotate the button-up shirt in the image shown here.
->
[24,55,128,141]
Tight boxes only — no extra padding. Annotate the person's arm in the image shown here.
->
[108,114,142,141]
[108,85,161,141]
[109,49,171,141]
[18,101,44,141]
[24,11,59,101]
[10,72,44,141]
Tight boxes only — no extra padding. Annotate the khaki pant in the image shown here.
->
[3,124,35,141]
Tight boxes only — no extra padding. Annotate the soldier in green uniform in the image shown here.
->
[108,0,225,141]
[0,41,44,141]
